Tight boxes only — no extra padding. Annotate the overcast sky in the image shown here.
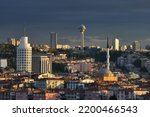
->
[0,0,150,47]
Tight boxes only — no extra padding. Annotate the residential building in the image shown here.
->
[33,91,60,100]
[66,80,85,90]
[84,90,102,100]
[116,89,135,100]
[16,91,28,100]
[35,78,64,89]
[50,32,57,49]
[70,62,93,73]
[7,38,21,46]
[133,41,140,51]
[120,45,127,51]
[57,44,71,49]
[0,59,7,68]
[113,38,119,51]
[0,89,10,100]
[32,54,52,74]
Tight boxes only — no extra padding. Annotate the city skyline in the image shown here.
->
[0,0,150,47]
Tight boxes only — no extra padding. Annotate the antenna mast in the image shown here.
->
[24,27,26,36]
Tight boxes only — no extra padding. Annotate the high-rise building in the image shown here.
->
[32,54,52,74]
[132,41,140,51]
[120,45,127,51]
[113,38,119,51]
[50,32,57,49]
[127,44,133,50]
[16,36,32,72]
[8,38,21,46]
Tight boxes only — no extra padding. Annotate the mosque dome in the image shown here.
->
[98,68,113,76]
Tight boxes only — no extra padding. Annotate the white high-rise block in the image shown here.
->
[16,36,32,72]
[113,38,119,51]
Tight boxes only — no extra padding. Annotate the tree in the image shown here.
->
[109,95,117,100]
[133,59,141,68]
[52,62,67,73]
[140,67,148,72]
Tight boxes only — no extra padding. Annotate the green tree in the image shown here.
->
[52,62,67,73]
[109,95,117,100]
[133,59,141,68]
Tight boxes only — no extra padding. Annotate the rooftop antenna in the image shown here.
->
[107,36,109,49]
[23,27,26,36]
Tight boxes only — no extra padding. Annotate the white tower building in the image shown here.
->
[16,36,32,72]
[79,24,86,49]
[113,38,119,51]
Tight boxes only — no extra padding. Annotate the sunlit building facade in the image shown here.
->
[16,36,32,72]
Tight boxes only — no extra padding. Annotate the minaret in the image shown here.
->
[98,37,118,82]
[79,24,86,49]
[99,37,118,82]
[106,37,110,70]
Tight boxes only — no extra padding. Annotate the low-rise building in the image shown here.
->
[33,91,60,100]
[84,90,102,100]
[0,59,7,68]
[66,80,85,90]
[116,89,135,100]
[134,90,149,96]
[57,44,71,50]
[0,89,10,100]
[35,78,64,89]
[16,91,28,100]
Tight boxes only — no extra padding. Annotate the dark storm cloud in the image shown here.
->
[0,0,150,47]
[0,0,149,22]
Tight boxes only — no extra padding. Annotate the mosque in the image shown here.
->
[99,38,118,82]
